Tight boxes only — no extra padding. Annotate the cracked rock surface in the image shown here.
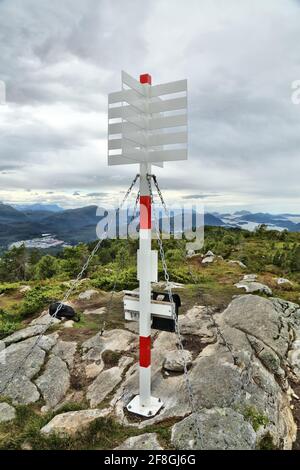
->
[1,292,300,450]
[172,408,256,450]
[35,356,70,411]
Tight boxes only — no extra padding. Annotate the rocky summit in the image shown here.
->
[1,287,300,450]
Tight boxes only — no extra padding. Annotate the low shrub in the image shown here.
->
[0,309,18,339]
[18,285,64,318]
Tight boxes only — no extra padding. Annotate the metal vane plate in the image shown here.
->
[108,71,188,166]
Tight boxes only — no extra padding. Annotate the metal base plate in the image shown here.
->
[127,395,163,417]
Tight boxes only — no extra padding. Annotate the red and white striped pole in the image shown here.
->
[126,73,163,416]
[138,73,152,409]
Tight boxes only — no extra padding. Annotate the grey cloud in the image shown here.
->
[1,0,300,212]
[85,192,107,197]
[183,194,220,199]
[0,164,19,171]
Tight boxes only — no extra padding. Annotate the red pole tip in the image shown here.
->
[140,73,152,85]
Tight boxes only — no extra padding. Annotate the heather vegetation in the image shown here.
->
[0,225,299,339]
[0,225,299,284]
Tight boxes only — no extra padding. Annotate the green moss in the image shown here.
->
[243,406,269,432]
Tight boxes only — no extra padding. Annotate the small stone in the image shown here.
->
[21,441,33,450]
[115,433,163,450]
[85,362,104,379]
[83,307,106,315]
[152,281,184,290]
[164,282,184,290]
[243,274,257,281]
[202,256,215,264]
[234,281,272,296]
[276,278,293,286]
[163,350,193,372]
[228,260,247,269]
[20,286,31,293]
[64,320,74,328]
[0,403,16,423]
[40,408,111,437]
[78,289,98,300]
[205,250,215,257]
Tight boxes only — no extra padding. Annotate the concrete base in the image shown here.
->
[127,395,163,417]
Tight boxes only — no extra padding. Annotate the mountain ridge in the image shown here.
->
[1,203,300,249]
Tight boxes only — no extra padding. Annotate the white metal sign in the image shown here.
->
[108,71,187,167]
[107,71,188,418]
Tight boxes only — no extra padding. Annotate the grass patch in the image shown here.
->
[0,403,175,450]
[73,313,101,331]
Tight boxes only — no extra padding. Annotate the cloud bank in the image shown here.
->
[0,0,300,212]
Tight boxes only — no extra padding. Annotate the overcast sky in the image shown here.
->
[0,0,300,213]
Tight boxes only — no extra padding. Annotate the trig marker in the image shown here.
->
[107,71,188,417]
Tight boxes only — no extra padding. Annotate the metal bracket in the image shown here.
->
[127,395,163,417]
[124,294,173,321]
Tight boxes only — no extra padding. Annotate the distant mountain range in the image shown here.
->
[0,203,104,248]
[12,203,63,213]
[0,202,299,250]
[214,211,300,232]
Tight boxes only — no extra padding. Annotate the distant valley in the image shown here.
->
[1,202,300,251]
